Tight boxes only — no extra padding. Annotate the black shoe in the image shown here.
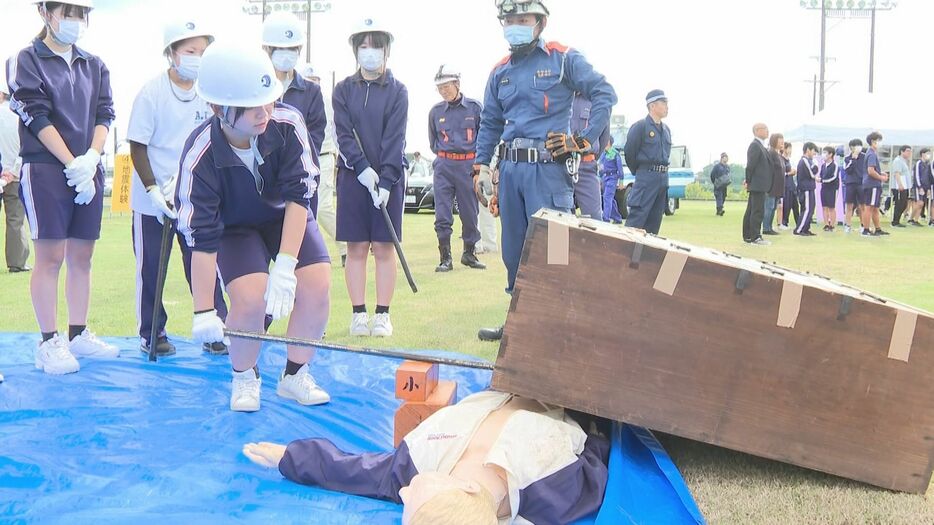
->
[907,220,922,227]
[875,229,890,236]
[435,244,453,272]
[340,254,347,267]
[461,243,486,270]
[803,231,817,236]
[478,325,503,342]
[892,222,906,228]
[762,230,779,235]
[140,335,176,357]
[8,265,31,273]
[203,341,229,355]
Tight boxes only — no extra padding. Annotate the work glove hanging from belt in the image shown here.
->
[473,164,494,207]
[545,132,591,157]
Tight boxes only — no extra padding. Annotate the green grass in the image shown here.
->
[1,200,932,522]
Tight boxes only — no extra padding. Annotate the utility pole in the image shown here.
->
[818,1,826,111]
[868,7,876,93]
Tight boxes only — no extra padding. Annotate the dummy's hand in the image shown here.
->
[147,185,177,224]
[489,194,500,218]
[473,164,493,207]
[264,254,298,320]
[243,442,287,468]
[545,132,591,157]
[192,309,226,344]
[372,187,390,209]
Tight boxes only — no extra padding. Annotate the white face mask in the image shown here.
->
[50,16,86,46]
[357,48,385,72]
[924,154,931,162]
[173,54,201,81]
[270,49,300,73]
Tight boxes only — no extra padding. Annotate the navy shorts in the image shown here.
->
[820,186,837,208]
[843,184,862,206]
[910,187,928,201]
[861,186,882,208]
[334,167,404,243]
[217,218,330,285]
[19,162,104,241]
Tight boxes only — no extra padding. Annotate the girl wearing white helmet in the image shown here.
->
[334,17,408,337]
[6,0,118,375]
[176,43,331,412]
[126,18,228,358]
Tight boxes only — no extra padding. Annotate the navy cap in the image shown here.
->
[646,89,667,104]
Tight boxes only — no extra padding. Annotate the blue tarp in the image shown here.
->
[0,333,704,524]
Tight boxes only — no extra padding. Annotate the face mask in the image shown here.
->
[853,146,863,154]
[924,154,931,162]
[50,16,86,46]
[174,54,201,81]
[503,24,535,47]
[357,48,385,72]
[271,49,300,73]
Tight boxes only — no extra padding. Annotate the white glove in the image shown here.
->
[73,178,96,205]
[192,309,226,344]
[476,164,494,200]
[65,148,101,185]
[372,187,390,209]
[357,167,381,206]
[264,253,298,320]
[147,185,177,224]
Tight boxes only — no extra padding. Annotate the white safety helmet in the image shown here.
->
[163,19,213,55]
[495,0,549,19]
[262,12,305,48]
[298,63,317,80]
[33,0,94,9]
[348,17,394,45]
[195,43,282,108]
[434,64,460,86]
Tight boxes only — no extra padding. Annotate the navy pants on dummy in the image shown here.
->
[573,160,603,220]
[714,187,727,212]
[624,171,668,235]
[499,161,574,292]
[432,157,479,245]
[795,190,815,234]
[132,212,228,345]
[602,172,623,222]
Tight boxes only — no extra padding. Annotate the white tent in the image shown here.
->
[785,92,934,146]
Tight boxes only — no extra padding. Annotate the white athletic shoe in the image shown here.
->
[778,224,789,231]
[350,312,370,336]
[69,329,120,358]
[371,312,393,337]
[230,368,262,412]
[277,364,330,406]
[35,334,80,375]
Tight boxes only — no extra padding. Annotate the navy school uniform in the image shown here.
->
[819,160,838,208]
[175,104,329,285]
[428,94,482,246]
[795,156,818,234]
[569,93,605,220]
[623,115,672,235]
[475,39,617,292]
[912,159,933,202]
[7,38,114,240]
[780,155,800,227]
[281,73,327,212]
[862,149,883,208]
[843,152,866,206]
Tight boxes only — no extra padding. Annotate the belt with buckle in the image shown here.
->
[437,151,476,161]
[497,139,554,164]
[648,165,669,173]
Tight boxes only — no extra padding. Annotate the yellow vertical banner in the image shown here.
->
[111,153,133,213]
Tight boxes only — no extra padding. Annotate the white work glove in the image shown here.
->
[264,253,298,320]
[192,309,226,344]
[73,178,96,205]
[357,167,381,207]
[147,184,177,224]
[372,187,390,209]
[473,164,494,207]
[0,178,6,194]
[65,148,101,185]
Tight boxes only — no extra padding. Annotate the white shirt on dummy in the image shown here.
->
[127,71,212,216]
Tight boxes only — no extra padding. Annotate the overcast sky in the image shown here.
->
[0,0,923,169]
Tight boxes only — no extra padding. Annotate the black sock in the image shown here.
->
[284,360,304,376]
[41,331,57,342]
[375,305,390,315]
[233,365,259,378]
[68,325,86,341]
[352,304,367,314]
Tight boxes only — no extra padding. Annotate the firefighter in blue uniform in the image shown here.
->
[474,0,617,341]
[623,89,672,235]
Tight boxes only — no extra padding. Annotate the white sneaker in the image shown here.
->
[371,312,393,337]
[277,364,330,405]
[844,225,851,234]
[35,334,80,375]
[350,312,370,336]
[778,224,789,231]
[69,329,119,358]
[231,368,261,412]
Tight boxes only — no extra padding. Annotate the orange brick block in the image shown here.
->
[393,380,457,447]
[394,360,439,402]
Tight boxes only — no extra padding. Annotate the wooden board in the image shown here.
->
[491,210,934,493]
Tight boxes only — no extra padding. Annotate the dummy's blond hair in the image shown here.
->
[410,485,498,525]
